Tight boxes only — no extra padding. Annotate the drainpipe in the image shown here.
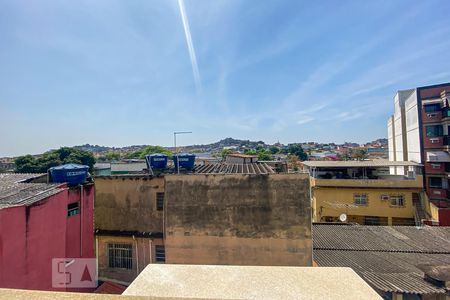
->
[80,185,83,257]
[95,236,99,280]
[149,239,153,263]
[133,235,139,275]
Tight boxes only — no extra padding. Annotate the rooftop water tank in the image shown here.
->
[49,164,89,186]
[173,153,196,170]
[145,153,168,170]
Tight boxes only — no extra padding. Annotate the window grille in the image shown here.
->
[108,243,133,269]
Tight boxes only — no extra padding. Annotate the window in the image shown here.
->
[67,202,79,217]
[156,192,164,211]
[380,195,389,201]
[108,243,132,269]
[155,245,165,263]
[426,125,443,137]
[354,193,368,206]
[429,177,443,188]
[424,103,441,113]
[390,195,405,207]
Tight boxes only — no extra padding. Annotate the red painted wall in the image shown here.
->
[0,183,95,291]
[421,110,443,123]
[424,162,446,175]
[0,206,26,289]
[438,208,450,226]
[66,185,95,259]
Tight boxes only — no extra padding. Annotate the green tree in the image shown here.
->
[220,149,233,159]
[257,150,273,161]
[337,151,351,161]
[125,146,171,159]
[269,146,280,154]
[244,149,257,155]
[350,149,368,160]
[104,151,121,161]
[244,148,273,161]
[15,147,96,173]
[139,146,172,159]
[286,144,308,161]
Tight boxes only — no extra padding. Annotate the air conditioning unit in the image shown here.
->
[427,113,437,117]
[431,138,439,144]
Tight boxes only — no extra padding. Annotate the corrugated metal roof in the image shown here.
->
[302,160,422,168]
[194,163,275,174]
[0,173,64,209]
[313,224,450,295]
[313,224,450,253]
[426,151,450,162]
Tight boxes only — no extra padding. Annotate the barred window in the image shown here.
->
[108,243,132,269]
[155,245,165,263]
[354,193,368,206]
[390,195,405,207]
[67,202,80,217]
[156,192,164,211]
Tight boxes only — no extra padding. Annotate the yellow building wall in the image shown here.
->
[312,186,420,225]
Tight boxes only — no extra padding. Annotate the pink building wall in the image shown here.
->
[0,183,94,291]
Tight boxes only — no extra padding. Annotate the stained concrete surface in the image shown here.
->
[123,264,382,300]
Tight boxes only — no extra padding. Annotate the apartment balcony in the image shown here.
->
[311,175,423,189]
[422,110,443,123]
[426,187,449,200]
[423,136,445,149]
[424,162,447,174]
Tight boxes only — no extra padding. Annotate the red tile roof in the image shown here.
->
[94,281,127,294]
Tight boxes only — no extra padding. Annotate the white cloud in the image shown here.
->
[178,0,202,91]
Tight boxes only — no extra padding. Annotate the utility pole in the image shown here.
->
[173,131,192,174]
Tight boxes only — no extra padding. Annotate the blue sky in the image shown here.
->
[1,0,450,156]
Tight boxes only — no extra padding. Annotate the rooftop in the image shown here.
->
[302,159,422,168]
[0,173,63,209]
[194,162,275,174]
[313,224,450,295]
[226,154,258,158]
[124,264,381,300]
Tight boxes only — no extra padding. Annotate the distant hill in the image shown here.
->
[1,137,388,160]
[70,137,387,157]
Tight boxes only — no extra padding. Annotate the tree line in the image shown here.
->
[15,147,96,173]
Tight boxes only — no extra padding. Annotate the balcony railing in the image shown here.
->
[311,175,423,189]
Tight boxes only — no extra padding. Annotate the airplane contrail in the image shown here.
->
[178,0,201,91]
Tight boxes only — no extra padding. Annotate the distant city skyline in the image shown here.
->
[1,0,450,157]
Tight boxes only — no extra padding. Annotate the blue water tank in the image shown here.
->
[173,153,196,170]
[145,153,168,170]
[49,164,89,186]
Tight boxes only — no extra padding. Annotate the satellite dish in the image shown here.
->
[339,213,347,222]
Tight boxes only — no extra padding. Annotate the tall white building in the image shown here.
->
[387,82,450,225]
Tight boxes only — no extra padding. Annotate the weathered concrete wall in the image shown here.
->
[164,174,312,266]
[95,176,164,232]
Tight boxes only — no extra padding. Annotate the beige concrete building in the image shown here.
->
[164,174,311,266]
[95,175,165,285]
[94,172,312,285]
